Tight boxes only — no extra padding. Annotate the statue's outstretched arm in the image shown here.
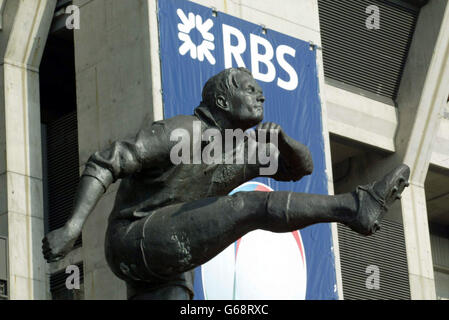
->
[42,175,105,262]
[42,121,170,262]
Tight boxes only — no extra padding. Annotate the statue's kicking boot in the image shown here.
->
[348,164,410,236]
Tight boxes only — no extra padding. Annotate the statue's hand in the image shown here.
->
[255,122,284,144]
[42,226,78,263]
[257,122,313,178]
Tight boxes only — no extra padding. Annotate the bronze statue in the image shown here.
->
[42,68,410,300]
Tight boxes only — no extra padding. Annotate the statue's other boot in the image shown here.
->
[348,164,410,236]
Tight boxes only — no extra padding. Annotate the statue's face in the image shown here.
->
[227,72,265,129]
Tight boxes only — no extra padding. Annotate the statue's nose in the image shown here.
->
[257,95,265,103]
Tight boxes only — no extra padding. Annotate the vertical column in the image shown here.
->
[393,0,449,299]
[148,0,164,121]
[1,0,56,299]
[0,0,19,250]
[0,64,6,243]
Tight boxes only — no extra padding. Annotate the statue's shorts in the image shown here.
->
[104,191,271,299]
[104,215,195,300]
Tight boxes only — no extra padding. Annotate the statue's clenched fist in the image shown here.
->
[42,226,78,262]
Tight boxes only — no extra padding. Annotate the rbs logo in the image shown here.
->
[176,9,299,91]
[177,9,216,65]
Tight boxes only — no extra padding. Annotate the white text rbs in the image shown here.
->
[223,24,298,91]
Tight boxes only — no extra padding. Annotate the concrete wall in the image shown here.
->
[431,116,449,169]
[73,0,156,299]
[0,0,56,300]
[325,83,397,153]
[0,0,19,240]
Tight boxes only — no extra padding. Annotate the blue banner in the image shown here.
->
[158,0,337,299]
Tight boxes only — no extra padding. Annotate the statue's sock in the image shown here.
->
[265,191,357,232]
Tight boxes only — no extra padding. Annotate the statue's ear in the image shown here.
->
[216,95,229,111]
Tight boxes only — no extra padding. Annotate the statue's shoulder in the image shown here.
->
[153,114,198,132]
[138,115,198,141]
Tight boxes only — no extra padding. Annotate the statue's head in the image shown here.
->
[202,68,265,130]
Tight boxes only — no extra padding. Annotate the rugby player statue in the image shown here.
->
[42,68,410,300]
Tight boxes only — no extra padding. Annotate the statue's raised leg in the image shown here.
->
[105,164,409,299]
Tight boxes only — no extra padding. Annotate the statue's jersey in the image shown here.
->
[82,106,303,222]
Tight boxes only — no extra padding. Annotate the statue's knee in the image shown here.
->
[228,192,247,211]
[229,191,270,218]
